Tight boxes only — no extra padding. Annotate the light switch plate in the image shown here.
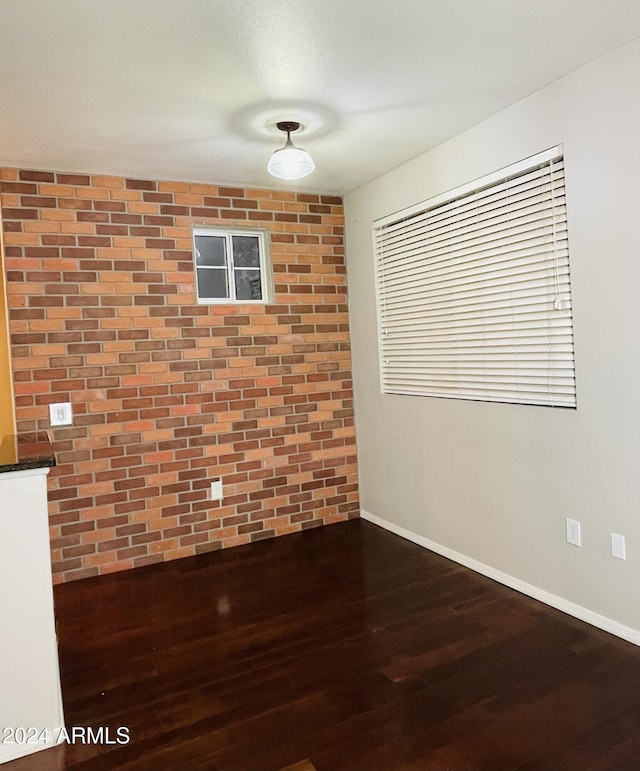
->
[49,401,73,426]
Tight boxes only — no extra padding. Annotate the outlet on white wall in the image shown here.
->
[611,533,626,560]
[210,479,223,501]
[566,518,581,547]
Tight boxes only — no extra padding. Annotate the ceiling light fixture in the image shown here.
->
[267,121,315,180]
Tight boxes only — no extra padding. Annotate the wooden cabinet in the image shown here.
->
[0,212,16,440]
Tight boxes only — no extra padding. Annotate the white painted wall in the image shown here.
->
[0,468,65,763]
[344,37,640,634]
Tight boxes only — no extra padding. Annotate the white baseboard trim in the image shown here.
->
[361,510,640,647]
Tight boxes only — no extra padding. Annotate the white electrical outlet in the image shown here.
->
[210,479,223,501]
[49,401,73,426]
[611,533,626,560]
[566,518,581,547]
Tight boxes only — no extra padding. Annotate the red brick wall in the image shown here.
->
[0,168,359,583]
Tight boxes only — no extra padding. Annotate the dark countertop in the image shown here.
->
[0,432,56,473]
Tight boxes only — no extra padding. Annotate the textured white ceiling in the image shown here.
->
[1,0,639,194]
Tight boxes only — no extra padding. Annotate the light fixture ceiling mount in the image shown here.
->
[275,120,302,135]
[267,121,315,180]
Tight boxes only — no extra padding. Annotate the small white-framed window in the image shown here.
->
[192,226,273,304]
[373,145,576,408]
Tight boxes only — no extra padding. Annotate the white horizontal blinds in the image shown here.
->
[374,153,576,407]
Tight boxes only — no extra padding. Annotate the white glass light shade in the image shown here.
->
[267,143,315,180]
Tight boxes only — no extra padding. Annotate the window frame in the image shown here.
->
[192,225,273,305]
[372,145,577,409]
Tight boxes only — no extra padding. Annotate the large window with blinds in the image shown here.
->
[373,146,576,407]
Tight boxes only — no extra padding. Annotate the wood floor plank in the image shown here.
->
[278,762,317,771]
[3,519,640,771]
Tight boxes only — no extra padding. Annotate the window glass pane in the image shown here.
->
[195,235,227,267]
[232,235,260,268]
[197,267,228,299]
[234,268,262,300]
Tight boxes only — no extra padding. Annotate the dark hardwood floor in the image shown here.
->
[7,519,640,770]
